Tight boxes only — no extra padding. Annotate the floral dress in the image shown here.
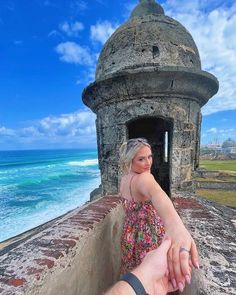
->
[120,198,165,274]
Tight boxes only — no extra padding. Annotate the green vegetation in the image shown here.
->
[196,189,236,206]
[196,160,236,205]
[199,160,236,172]
[221,176,236,182]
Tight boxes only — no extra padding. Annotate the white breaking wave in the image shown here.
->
[67,159,98,166]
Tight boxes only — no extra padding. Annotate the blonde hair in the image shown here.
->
[119,138,151,174]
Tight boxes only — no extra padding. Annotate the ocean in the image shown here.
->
[0,149,100,242]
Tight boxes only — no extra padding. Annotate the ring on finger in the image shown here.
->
[180,247,190,254]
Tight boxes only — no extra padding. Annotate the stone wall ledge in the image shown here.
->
[0,196,123,295]
[195,170,223,178]
[172,191,236,295]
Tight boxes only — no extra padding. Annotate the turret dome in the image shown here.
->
[96,0,201,80]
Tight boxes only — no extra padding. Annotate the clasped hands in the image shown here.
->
[165,227,199,292]
[133,233,199,295]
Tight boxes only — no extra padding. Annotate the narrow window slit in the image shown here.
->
[152,46,160,58]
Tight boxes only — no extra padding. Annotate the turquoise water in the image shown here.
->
[0,149,100,242]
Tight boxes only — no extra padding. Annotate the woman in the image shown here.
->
[119,138,199,292]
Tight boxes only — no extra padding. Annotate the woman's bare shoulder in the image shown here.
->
[136,172,162,189]
[137,172,154,180]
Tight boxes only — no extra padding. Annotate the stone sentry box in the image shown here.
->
[83,0,219,196]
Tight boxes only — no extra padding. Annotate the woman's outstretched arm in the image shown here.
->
[136,172,199,291]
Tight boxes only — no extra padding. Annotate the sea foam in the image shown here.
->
[67,159,98,166]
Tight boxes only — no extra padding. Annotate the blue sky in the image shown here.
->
[0,0,235,150]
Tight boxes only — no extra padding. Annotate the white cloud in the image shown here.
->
[163,1,236,115]
[219,128,235,134]
[70,1,88,13]
[20,127,43,138]
[0,126,15,136]
[76,63,96,84]
[123,1,137,19]
[37,109,96,137]
[55,41,94,65]
[48,30,63,38]
[206,128,218,134]
[0,110,97,149]
[59,21,84,37]
[204,127,236,142]
[90,21,119,44]
[95,0,106,5]
[55,39,99,84]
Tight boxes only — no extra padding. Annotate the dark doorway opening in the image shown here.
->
[128,117,173,196]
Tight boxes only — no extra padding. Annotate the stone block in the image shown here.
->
[173,131,192,148]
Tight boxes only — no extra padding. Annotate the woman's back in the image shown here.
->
[120,173,150,203]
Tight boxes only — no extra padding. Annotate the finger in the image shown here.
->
[179,248,191,285]
[158,236,171,255]
[167,280,179,293]
[167,247,177,289]
[173,247,185,292]
[189,258,193,269]
[190,240,200,269]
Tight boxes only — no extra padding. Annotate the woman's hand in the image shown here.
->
[165,226,199,291]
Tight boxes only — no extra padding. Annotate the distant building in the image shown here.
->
[222,138,236,148]
[206,143,221,149]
